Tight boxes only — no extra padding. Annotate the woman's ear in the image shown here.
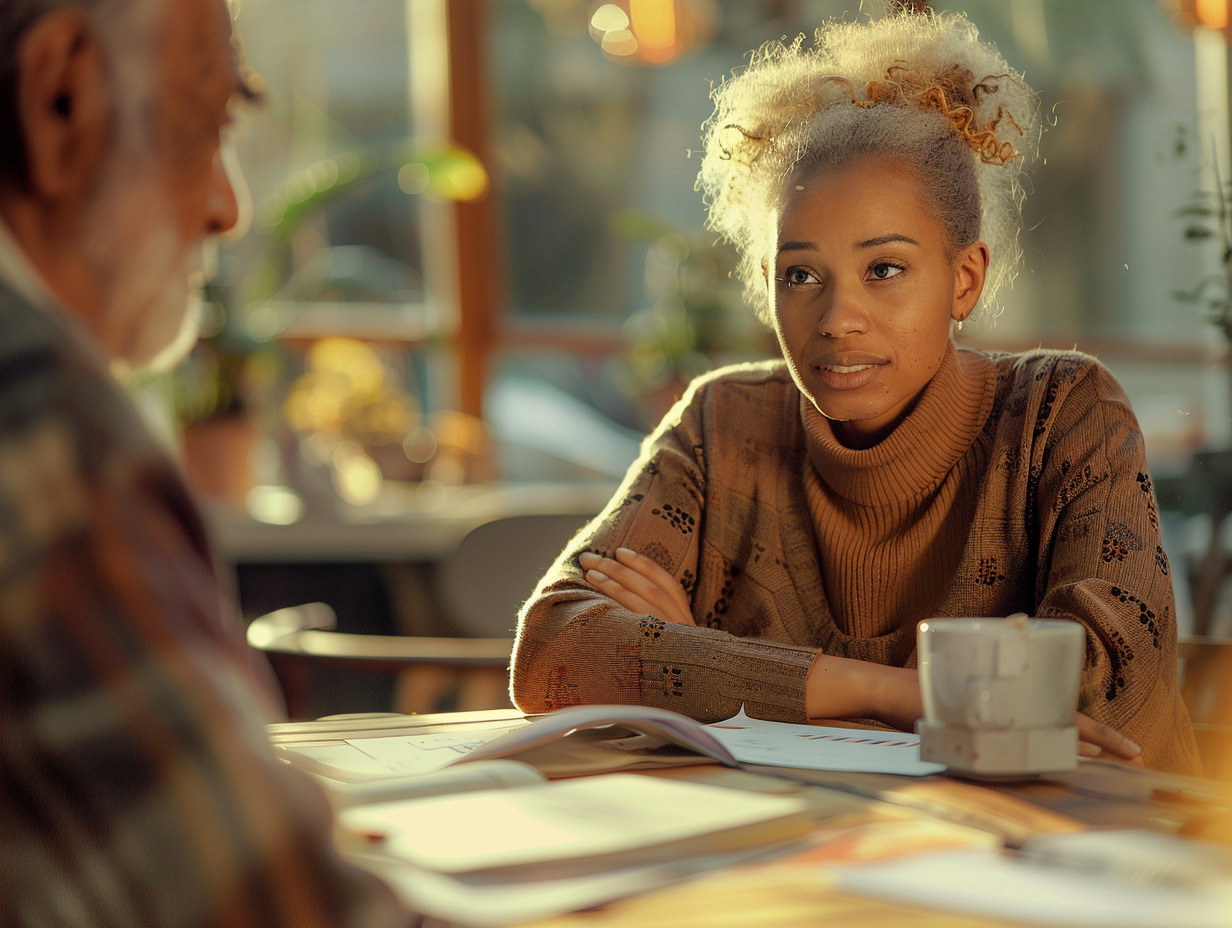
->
[16,9,110,202]
[952,241,990,322]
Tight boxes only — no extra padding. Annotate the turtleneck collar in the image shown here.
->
[801,342,996,505]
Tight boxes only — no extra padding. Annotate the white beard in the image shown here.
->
[71,0,208,373]
[117,245,208,374]
[77,148,208,374]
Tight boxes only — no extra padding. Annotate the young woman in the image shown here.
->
[509,11,1201,775]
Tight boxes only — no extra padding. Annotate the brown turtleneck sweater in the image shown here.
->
[510,344,1201,775]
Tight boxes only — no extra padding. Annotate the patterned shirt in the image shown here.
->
[0,279,416,926]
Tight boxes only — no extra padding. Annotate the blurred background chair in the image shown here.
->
[246,511,590,719]
[246,601,513,719]
[400,511,590,713]
[437,512,590,636]
[1167,450,1232,639]
[1179,635,1232,780]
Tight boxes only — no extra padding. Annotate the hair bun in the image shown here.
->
[697,11,1039,322]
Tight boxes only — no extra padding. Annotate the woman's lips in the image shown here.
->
[811,354,887,390]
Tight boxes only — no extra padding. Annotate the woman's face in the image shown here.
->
[769,156,988,448]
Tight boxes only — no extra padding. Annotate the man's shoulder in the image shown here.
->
[0,280,159,472]
[0,284,113,429]
[0,282,69,362]
[0,287,99,570]
[0,284,202,580]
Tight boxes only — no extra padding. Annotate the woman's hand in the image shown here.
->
[578,548,695,626]
[806,655,922,731]
[1076,713,1141,763]
[806,657,1142,763]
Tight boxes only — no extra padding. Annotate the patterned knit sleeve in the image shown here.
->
[1032,361,1201,775]
[510,375,815,721]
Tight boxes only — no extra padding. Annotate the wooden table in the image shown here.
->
[269,709,1232,927]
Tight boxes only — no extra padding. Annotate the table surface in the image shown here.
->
[206,481,615,563]
[270,709,1232,927]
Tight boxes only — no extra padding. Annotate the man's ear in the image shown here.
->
[16,9,111,202]
[952,240,990,323]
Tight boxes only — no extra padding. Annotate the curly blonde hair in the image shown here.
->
[697,11,1038,323]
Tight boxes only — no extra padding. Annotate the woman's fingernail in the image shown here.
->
[1122,738,1141,757]
[616,547,635,558]
[586,569,609,583]
[579,552,598,563]
[1078,743,1102,758]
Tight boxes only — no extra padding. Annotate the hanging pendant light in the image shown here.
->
[1169,0,1232,39]
[588,0,717,66]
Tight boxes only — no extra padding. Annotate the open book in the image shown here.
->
[277,704,942,791]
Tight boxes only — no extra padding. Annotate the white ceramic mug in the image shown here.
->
[917,616,1084,775]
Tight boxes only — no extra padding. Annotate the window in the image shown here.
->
[208,0,1224,490]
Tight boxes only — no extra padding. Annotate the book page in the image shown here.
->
[708,708,944,776]
[346,727,521,776]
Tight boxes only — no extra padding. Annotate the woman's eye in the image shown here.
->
[778,267,819,288]
[869,262,904,281]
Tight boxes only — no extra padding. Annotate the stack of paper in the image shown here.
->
[339,773,814,925]
[341,773,812,880]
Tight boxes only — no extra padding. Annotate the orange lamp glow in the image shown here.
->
[1171,0,1232,38]
[589,0,716,66]
[1198,0,1230,29]
[629,0,678,64]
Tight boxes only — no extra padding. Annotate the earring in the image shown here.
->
[956,320,964,332]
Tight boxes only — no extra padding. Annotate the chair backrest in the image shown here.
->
[437,512,591,637]
[246,600,515,718]
[1179,635,1232,780]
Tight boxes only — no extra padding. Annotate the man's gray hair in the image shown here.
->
[0,0,161,188]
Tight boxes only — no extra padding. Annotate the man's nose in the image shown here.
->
[206,141,251,239]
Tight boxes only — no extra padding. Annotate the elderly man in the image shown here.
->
[2,1,416,924]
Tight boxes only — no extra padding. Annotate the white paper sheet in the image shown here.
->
[831,848,1232,928]
[282,742,407,780]
[707,708,945,776]
[345,727,519,776]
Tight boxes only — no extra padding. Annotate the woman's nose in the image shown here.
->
[816,284,869,338]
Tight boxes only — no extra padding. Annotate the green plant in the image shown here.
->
[170,143,487,431]
[244,143,487,306]
[613,210,772,390]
